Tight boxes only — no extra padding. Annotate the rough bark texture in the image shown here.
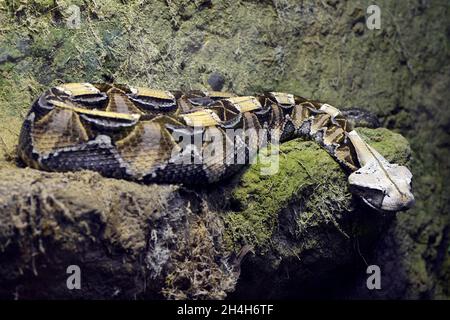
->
[0,0,448,299]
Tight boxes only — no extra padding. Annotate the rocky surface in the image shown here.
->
[0,0,448,299]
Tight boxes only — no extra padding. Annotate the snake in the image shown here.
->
[18,83,414,212]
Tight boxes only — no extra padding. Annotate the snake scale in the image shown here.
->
[18,83,414,212]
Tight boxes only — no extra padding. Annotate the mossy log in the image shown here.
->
[0,127,410,299]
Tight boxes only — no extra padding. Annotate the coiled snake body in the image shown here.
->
[18,83,415,212]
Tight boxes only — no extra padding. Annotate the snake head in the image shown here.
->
[348,160,415,212]
[347,131,415,212]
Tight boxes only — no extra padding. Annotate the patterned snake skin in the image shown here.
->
[18,83,362,184]
[18,83,417,212]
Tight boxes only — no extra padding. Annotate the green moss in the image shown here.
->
[32,0,55,10]
[224,128,412,252]
[225,141,340,252]
[356,127,412,166]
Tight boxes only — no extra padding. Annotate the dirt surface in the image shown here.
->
[0,0,448,299]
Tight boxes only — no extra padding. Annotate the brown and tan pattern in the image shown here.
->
[18,83,415,211]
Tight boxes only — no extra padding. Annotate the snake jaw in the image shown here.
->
[347,130,415,212]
